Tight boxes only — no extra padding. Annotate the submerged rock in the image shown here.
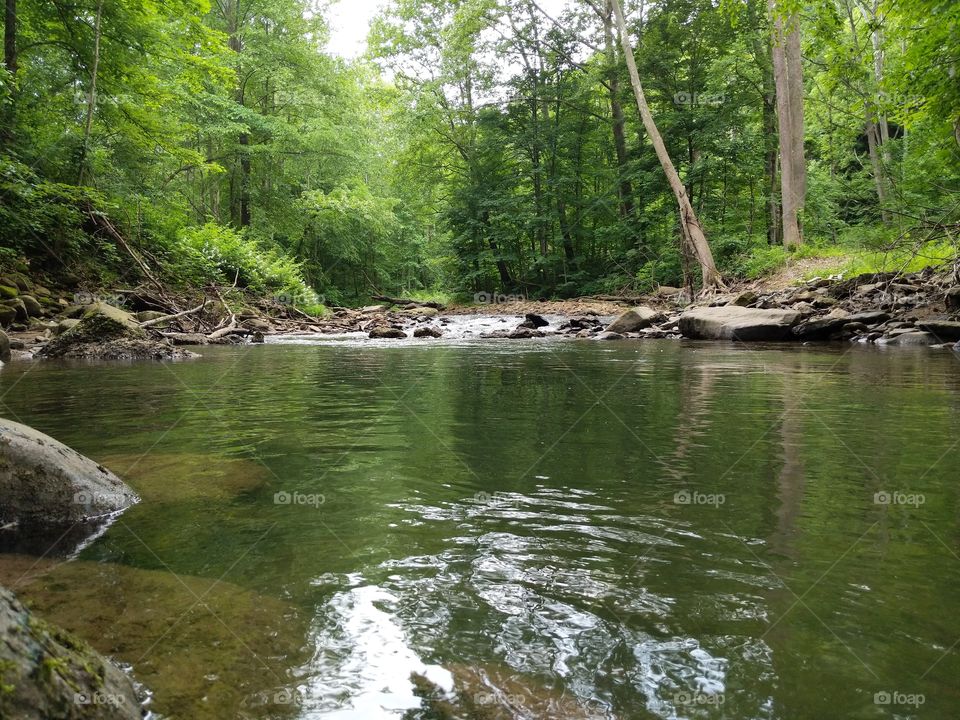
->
[679,306,802,341]
[595,330,625,340]
[0,555,310,720]
[0,584,145,720]
[0,418,139,528]
[39,303,193,360]
[604,306,663,334]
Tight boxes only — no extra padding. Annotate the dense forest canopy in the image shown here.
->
[1,0,958,306]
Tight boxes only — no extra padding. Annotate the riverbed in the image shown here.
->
[1,339,958,718]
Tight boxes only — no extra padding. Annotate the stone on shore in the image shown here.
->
[0,418,139,527]
[0,329,9,362]
[792,311,890,340]
[679,306,802,341]
[369,326,407,339]
[604,306,663,334]
[915,320,960,342]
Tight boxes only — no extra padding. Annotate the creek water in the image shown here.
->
[1,338,959,719]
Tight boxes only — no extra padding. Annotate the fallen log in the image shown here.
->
[371,294,446,310]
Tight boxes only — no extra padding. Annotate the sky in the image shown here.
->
[326,0,387,59]
[325,0,575,60]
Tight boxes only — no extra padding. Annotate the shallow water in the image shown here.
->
[2,339,960,719]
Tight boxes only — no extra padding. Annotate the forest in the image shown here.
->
[1,0,958,307]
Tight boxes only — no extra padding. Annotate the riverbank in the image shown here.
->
[2,266,960,361]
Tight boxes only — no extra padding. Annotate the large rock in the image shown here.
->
[0,329,9,362]
[792,311,890,340]
[0,418,139,527]
[0,284,18,299]
[946,286,960,311]
[0,585,144,720]
[369,326,407,339]
[916,320,960,342]
[881,331,937,347]
[0,304,15,327]
[20,294,43,318]
[680,306,802,341]
[38,303,191,360]
[604,306,663,334]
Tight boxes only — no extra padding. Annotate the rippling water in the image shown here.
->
[2,339,959,719]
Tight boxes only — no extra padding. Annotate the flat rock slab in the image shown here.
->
[679,306,802,341]
[0,418,139,527]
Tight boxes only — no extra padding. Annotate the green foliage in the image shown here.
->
[174,223,320,307]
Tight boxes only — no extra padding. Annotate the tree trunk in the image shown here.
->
[3,0,14,79]
[770,0,806,248]
[609,0,723,290]
[603,0,634,219]
[77,0,104,185]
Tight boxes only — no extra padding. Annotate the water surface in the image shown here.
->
[1,340,959,719]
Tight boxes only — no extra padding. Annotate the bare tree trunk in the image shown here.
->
[2,0,16,146]
[610,0,723,290]
[78,0,104,185]
[603,0,634,219]
[770,0,806,248]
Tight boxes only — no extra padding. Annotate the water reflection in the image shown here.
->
[0,342,959,718]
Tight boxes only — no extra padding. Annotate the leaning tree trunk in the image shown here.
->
[770,0,806,248]
[609,0,723,290]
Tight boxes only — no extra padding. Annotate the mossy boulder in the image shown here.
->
[38,303,193,360]
[0,330,9,362]
[4,298,29,323]
[0,305,14,327]
[20,295,43,318]
[0,584,145,720]
[0,284,19,299]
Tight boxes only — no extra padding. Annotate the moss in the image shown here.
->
[0,285,18,299]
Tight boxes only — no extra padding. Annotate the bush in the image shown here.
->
[173,223,324,312]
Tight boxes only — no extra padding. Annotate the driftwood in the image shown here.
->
[140,300,213,328]
[207,285,239,340]
[371,294,446,310]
